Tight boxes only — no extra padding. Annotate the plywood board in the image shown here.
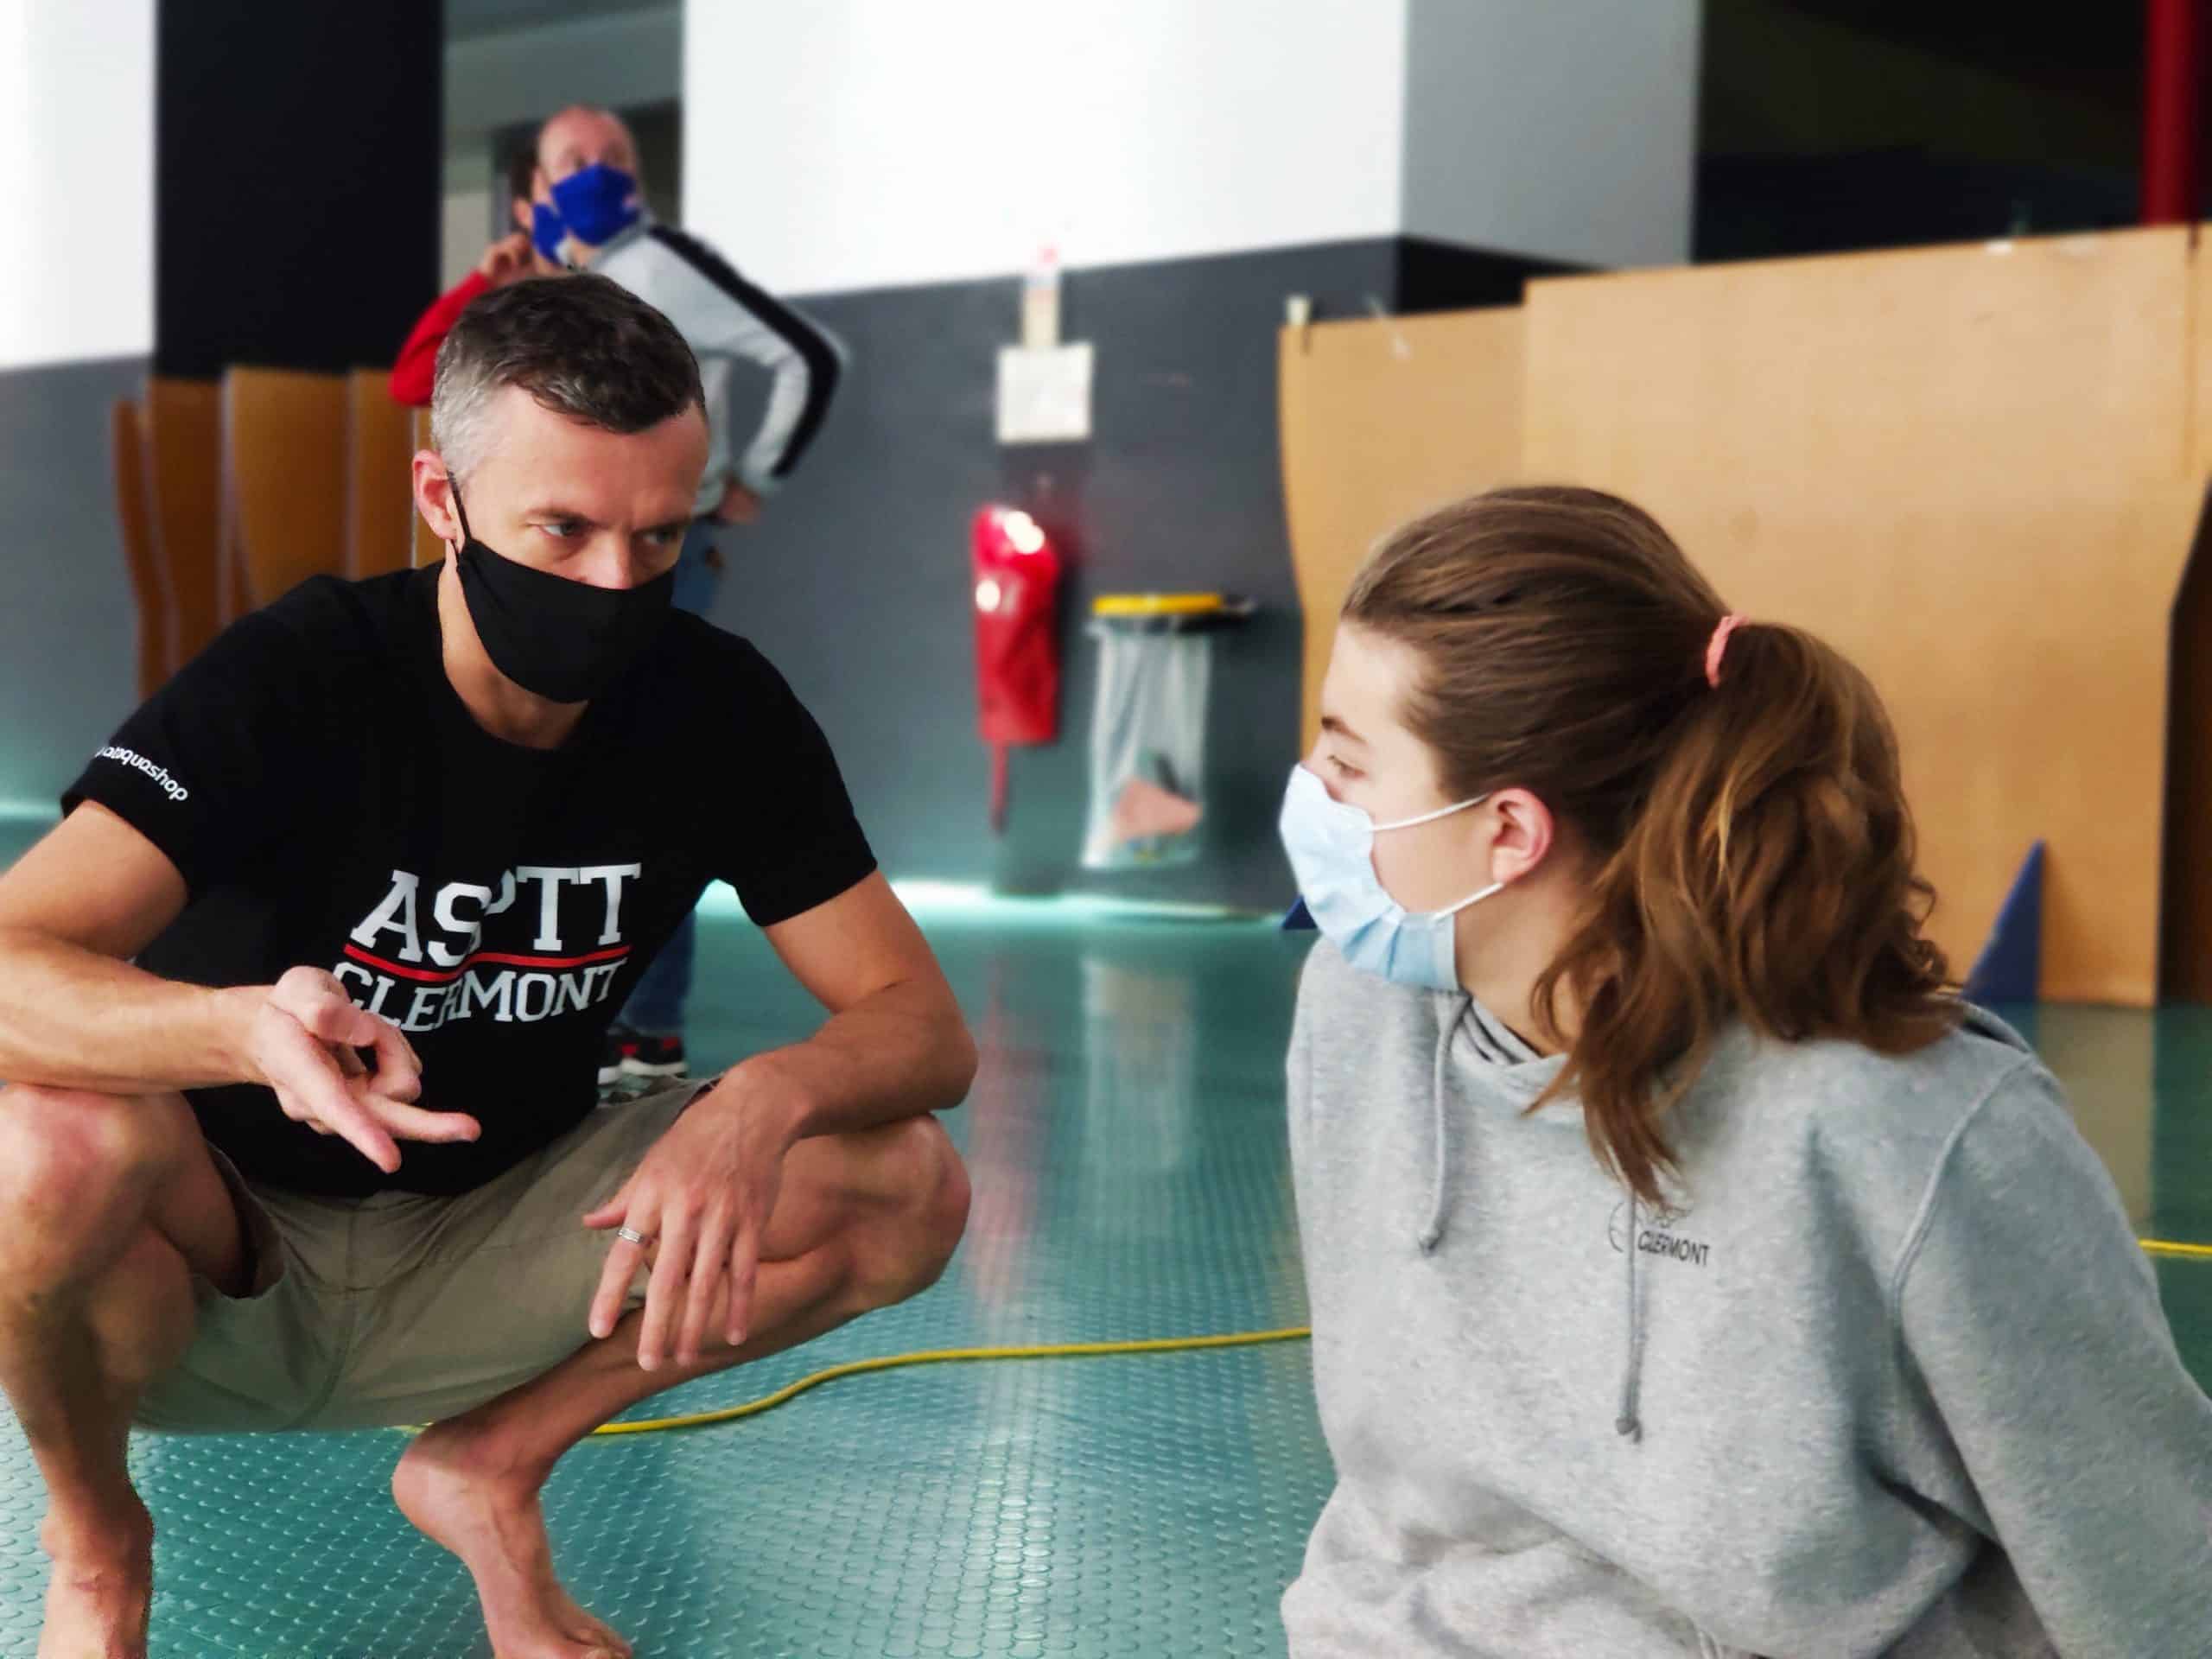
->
[346,371,417,579]
[222,369,348,609]
[1279,307,1525,752]
[143,378,223,670]
[410,406,440,569]
[2163,490,2212,1001]
[1522,227,2199,1006]
[2165,242,2212,1001]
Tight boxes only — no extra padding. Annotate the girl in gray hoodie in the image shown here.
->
[1277,486,2212,1657]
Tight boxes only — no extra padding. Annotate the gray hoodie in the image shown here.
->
[1284,940,2212,1657]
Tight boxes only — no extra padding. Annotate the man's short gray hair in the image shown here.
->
[430,273,702,483]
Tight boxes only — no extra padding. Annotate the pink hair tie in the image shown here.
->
[1704,613,1745,689]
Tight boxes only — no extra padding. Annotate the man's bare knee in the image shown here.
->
[0,1086,194,1289]
[849,1116,969,1310]
[81,1228,200,1386]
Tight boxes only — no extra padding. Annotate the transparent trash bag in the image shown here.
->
[1081,600,1249,870]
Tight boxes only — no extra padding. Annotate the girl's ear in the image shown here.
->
[1482,787,1554,886]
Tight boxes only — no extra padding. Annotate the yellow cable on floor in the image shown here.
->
[592,1325,1313,1436]
[593,1233,2210,1437]
[2143,1236,2212,1261]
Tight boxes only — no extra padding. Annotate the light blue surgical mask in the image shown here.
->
[1278,765,1503,991]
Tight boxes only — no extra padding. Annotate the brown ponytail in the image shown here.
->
[1342,486,1956,1205]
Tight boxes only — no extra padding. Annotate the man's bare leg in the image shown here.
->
[0,1086,246,1659]
[392,1116,969,1659]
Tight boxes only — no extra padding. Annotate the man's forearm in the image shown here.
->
[0,928,257,1095]
[721,979,976,1147]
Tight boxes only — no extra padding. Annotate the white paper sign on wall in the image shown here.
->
[997,343,1094,445]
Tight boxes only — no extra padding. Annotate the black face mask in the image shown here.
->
[448,482,674,704]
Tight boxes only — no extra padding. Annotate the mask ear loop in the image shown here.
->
[1435,879,1505,917]
[1370,792,1508,917]
[1372,791,1491,835]
[447,476,474,545]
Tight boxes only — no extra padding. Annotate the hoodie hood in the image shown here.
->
[1415,991,2033,1443]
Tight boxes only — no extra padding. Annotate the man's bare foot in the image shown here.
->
[38,1503,153,1659]
[393,1428,632,1659]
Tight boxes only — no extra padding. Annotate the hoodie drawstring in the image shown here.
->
[1416,995,1474,1255]
[1616,1192,1646,1441]
[1419,993,1651,1445]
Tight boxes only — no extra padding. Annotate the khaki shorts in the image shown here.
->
[134,1081,708,1433]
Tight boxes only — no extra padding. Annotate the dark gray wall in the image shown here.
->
[0,358,147,812]
[1401,0,1700,269]
[1697,0,2142,258]
[1,236,1553,899]
[699,239,1407,911]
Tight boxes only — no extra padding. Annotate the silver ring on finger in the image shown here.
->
[615,1227,652,1247]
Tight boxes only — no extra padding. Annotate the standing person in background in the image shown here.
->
[531,102,848,1090]
[389,149,563,407]
[388,105,846,1089]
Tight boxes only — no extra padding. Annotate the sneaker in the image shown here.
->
[620,1033,688,1080]
[600,1023,643,1087]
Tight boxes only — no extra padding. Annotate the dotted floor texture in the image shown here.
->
[0,897,1331,1658]
[0,833,2205,1655]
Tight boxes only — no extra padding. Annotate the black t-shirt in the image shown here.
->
[63,569,876,1198]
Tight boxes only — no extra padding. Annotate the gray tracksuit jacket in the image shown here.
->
[1285,939,2212,1656]
[590,218,844,518]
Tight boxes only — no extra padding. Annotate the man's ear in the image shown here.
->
[410,453,461,550]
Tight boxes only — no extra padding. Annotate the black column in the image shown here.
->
[156,0,442,378]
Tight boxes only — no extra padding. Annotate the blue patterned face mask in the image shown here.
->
[1277,765,1503,991]
[550,162,641,246]
[530,200,567,263]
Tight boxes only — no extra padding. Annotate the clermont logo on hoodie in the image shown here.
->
[1608,1198,1712,1268]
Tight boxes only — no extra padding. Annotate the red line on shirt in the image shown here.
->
[343,943,632,983]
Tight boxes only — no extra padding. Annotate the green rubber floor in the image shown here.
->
[0,832,2206,1655]
[0,887,1331,1658]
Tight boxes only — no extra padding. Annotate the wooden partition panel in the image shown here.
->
[223,369,348,608]
[221,522,252,625]
[2164,247,2212,1001]
[2162,498,2212,1001]
[1519,229,2200,1005]
[142,378,223,670]
[346,371,417,579]
[410,407,439,569]
[110,400,167,699]
[1279,308,1525,750]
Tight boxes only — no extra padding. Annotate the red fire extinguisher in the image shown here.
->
[972,505,1064,833]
